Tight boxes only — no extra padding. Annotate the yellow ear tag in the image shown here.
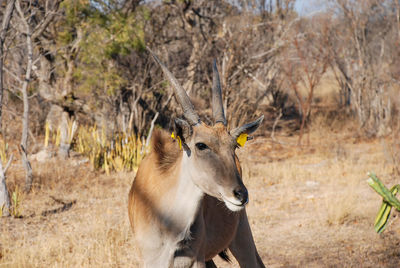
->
[171,132,182,150]
[236,133,248,147]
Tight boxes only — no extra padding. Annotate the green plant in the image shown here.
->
[74,125,147,173]
[367,172,400,233]
[44,118,77,149]
[11,186,22,218]
[44,121,50,148]
[0,204,5,217]
[0,138,8,164]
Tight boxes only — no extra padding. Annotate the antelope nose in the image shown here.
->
[233,187,248,205]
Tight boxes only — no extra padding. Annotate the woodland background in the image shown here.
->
[0,0,400,267]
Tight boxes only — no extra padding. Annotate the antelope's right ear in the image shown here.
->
[174,118,192,143]
[230,115,264,139]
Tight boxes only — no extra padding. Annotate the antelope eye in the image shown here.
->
[195,143,209,151]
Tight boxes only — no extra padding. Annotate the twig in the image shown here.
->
[2,66,22,84]
[145,112,159,149]
[4,154,13,174]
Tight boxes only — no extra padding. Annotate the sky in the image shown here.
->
[294,0,329,16]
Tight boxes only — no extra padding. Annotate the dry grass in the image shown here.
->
[1,121,400,267]
[233,122,400,267]
[1,159,140,267]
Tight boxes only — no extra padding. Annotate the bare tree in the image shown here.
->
[0,0,16,213]
[1,0,64,192]
[282,24,329,145]
[15,0,33,192]
[0,0,16,131]
[212,1,296,129]
[326,0,397,137]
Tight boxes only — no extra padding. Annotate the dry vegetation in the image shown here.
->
[1,110,400,267]
[1,0,400,267]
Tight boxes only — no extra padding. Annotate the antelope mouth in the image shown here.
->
[222,197,247,212]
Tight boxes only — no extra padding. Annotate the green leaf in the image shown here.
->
[368,172,400,233]
[367,173,400,210]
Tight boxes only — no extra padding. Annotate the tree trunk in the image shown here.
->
[58,111,71,159]
[182,10,203,94]
[0,164,11,216]
[16,0,33,192]
[0,155,13,217]
[0,1,16,210]
[0,0,16,132]
[183,32,201,94]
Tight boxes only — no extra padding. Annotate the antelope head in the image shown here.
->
[149,49,263,212]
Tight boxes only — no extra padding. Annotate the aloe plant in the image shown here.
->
[367,172,400,233]
[74,125,146,173]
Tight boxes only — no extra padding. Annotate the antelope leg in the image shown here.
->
[228,209,265,268]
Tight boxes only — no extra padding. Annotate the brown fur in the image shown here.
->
[152,129,181,172]
[128,129,182,236]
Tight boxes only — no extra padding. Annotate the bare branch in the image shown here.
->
[3,66,22,84]
[4,154,13,175]
[145,112,159,150]
[32,0,64,40]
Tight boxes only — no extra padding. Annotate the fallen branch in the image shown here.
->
[41,197,77,217]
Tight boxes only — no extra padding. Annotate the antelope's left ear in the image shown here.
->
[174,118,192,143]
[230,115,264,140]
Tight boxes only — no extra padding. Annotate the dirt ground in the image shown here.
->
[1,119,400,267]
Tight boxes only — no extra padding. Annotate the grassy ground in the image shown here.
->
[1,116,400,267]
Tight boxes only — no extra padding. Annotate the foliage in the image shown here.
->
[57,0,146,96]
[2,0,400,153]
[74,125,146,173]
[11,186,22,218]
[44,122,50,148]
[44,121,61,148]
[367,172,400,233]
[45,119,145,173]
[44,118,77,148]
[0,137,8,165]
[0,184,23,218]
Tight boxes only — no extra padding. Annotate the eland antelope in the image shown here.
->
[128,48,265,268]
